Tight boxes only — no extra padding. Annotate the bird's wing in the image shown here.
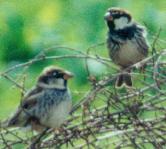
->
[135,25,149,56]
[21,86,44,109]
[135,36,149,57]
[4,86,44,127]
[23,86,43,101]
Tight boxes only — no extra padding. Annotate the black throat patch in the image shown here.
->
[108,23,140,40]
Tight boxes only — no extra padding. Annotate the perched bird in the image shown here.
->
[104,7,149,87]
[2,66,73,132]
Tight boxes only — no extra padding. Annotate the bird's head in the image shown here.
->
[104,7,133,30]
[38,66,74,89]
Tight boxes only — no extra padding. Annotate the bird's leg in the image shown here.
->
[53,126,67,140]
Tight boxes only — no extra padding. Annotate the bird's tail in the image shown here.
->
[116,73,132,87]
[1,108,28,128]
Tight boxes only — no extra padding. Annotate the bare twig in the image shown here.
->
[0,44,166,149]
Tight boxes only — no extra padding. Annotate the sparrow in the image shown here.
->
[104,7,149,87]
[2,66,74,132]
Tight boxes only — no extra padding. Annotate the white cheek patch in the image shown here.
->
[39,78,66,89]
[114,17,133,30]
[55,78,64,86]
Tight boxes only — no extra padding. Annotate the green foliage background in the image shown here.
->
[0,0,166,125]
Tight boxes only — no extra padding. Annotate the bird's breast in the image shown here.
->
[39,89,72,128]
[114,39,145,67]
[45,99,72,128]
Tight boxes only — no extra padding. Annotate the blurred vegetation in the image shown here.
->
[0,0,166,124]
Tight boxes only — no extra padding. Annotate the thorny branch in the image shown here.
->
[0,43,166,149]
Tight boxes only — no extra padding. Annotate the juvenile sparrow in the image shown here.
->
[3,66,73,132]
[104,7,149,87]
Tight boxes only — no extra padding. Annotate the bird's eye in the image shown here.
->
[52,72,57,76]
[23,103,29,109]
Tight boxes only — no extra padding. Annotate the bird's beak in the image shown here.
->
[104,12,113,21]
[63,71,74,80]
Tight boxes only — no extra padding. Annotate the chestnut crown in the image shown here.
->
[38,66,74,86]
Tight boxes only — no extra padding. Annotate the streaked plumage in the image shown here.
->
[105,7,149,87]
[2,66,73,132]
